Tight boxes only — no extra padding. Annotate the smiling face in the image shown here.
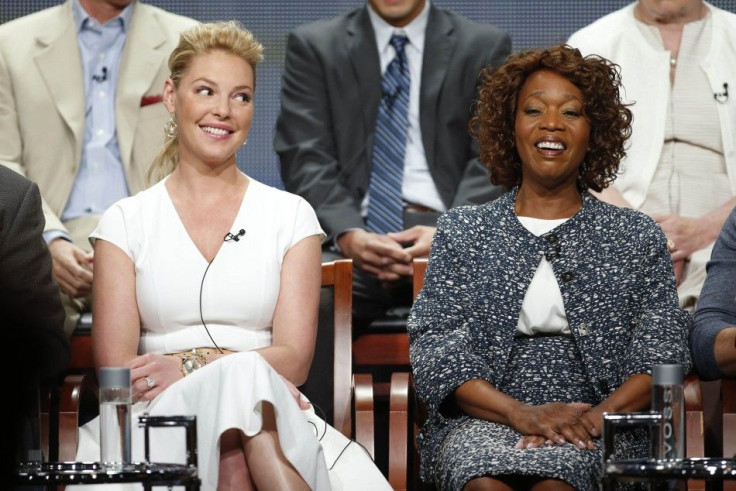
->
[163,50,254,172]
[79,0,134,23]
[514,69,591,193]
[636,0,705,24]
[368,0,426,27]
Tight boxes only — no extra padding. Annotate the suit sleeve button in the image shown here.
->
[562,272,574,282]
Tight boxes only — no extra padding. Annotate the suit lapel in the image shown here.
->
[34,0,85,170]
[346,8,381,140]
[116,3,167,168]
[419,6,455,170]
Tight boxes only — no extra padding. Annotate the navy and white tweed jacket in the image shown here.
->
[408,188,691,472]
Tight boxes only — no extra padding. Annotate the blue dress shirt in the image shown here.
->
[45,0,134,243]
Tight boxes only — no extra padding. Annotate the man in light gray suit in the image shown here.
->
[275,0,510,420]
[0,0,196,335]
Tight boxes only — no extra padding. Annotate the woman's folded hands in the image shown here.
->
[509,402,602,450]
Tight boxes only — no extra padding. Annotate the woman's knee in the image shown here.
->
[528,477,575,490]
[463,476,515,491]
[218,429,253,490]
[462,474,574,491]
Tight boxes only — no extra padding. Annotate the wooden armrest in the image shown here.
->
[412,258,428,300]
[389,372,410,491]
[353,373,374,460]
[58,373,98,462]
[723,379,736,458]
[683,374,704,459]
[684,374,703,411]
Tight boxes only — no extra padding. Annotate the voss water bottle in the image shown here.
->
[651,364,685,462]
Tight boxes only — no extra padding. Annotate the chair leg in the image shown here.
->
[41,384,61,462]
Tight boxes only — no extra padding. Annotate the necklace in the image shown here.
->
[670,56,677,67]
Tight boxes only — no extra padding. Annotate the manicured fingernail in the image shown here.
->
[545,439,553,445]
[526,442,534,449]
[514,440,522,449]
[577,440,586,448]
[556,437,565,444]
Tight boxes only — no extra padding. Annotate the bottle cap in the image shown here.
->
[652,364,684,386]
[99,367,131,389]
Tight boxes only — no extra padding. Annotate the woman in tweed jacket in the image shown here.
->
[408,45,691,490]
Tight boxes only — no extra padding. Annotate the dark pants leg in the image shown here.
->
[299,250,412,424]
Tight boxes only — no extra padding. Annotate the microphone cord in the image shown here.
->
[305,402,374,469]
[199,258,224,354]
[199,230,246,355]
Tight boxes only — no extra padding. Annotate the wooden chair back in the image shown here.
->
[350,257,429,394]
[320,259,376,457]
[321,259,353,438]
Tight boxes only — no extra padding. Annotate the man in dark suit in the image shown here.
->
[0,165,68,479]
[275,0,510,420]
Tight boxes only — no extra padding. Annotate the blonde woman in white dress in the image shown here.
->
[73,21,389,491]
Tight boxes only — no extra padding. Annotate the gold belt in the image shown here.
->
[166,348,237,376]
[167,347,236,357]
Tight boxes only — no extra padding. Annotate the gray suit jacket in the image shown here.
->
[0,165,68,380]
[275,5,511,240]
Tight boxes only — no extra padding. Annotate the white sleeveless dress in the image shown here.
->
[71,176,389,490]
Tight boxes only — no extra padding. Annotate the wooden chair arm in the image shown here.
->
[58,373,98,462]
[722,379,736,459]
[388,372,410,491]
[683,374,705,461]
[684,374,703,411]
[323,259,354,439]
[412,258,428,300]
[353,373,374,460]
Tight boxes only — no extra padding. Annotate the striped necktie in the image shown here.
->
[366,34,410,234]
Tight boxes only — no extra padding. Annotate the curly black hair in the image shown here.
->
[470,45,632,192]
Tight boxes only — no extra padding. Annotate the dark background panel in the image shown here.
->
[3,1,734,188]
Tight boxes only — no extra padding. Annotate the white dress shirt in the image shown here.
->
[366,0,446,214]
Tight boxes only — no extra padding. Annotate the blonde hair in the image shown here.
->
[147,21,264,185]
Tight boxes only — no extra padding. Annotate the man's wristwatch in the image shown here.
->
[180,349,208,376]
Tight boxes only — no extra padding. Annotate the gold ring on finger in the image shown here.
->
[666,238,676,253]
